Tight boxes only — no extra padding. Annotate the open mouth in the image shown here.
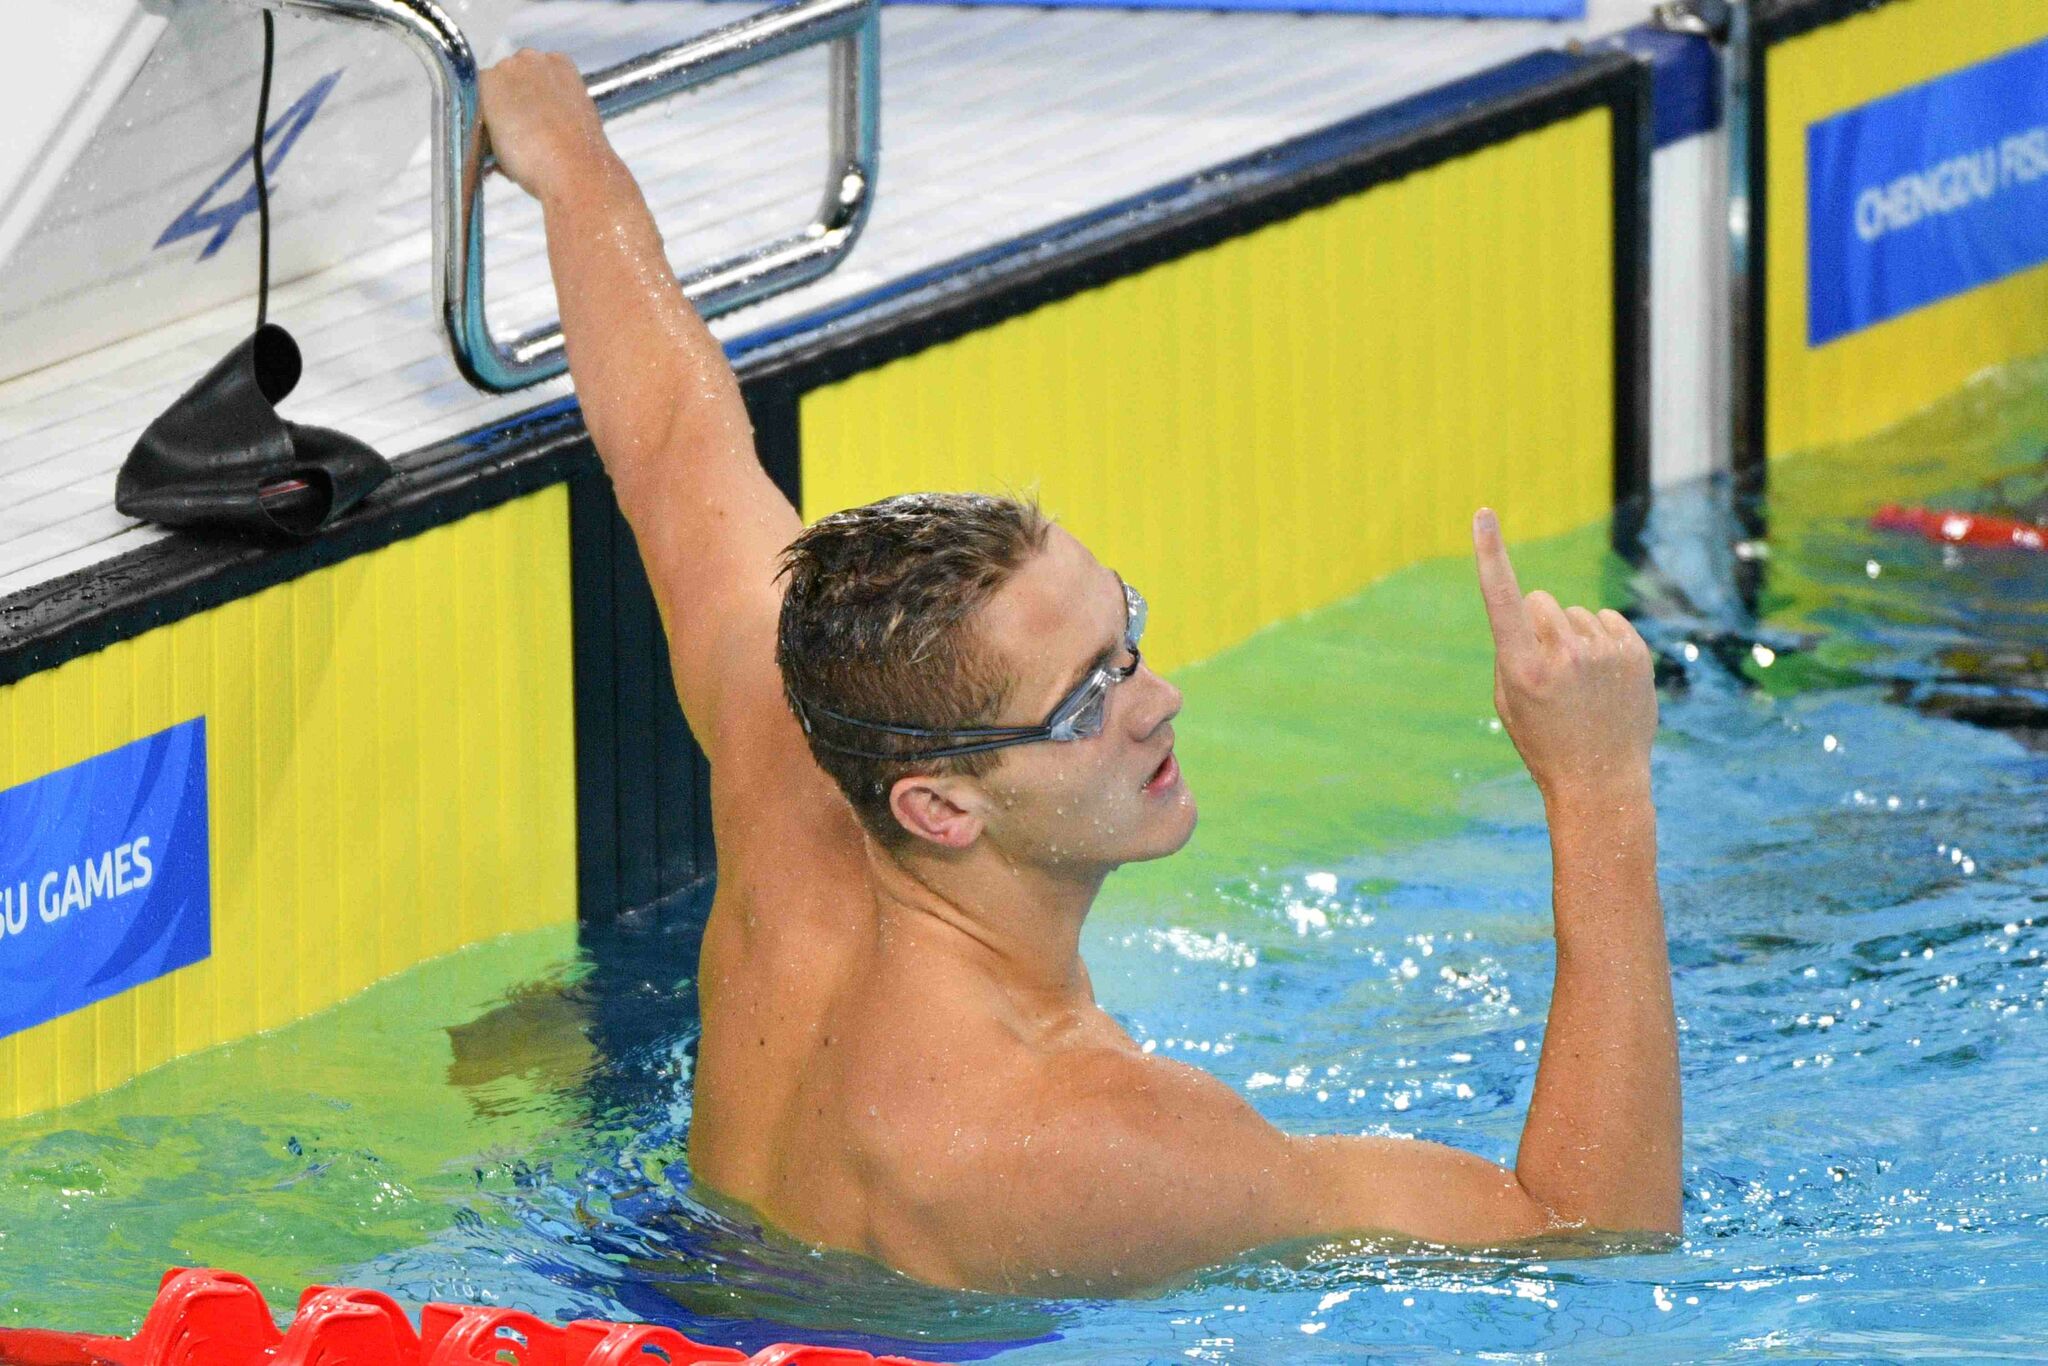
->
[1142,749,1179,796]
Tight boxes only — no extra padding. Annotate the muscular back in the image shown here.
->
[692,829,1185,1291]
[687,719,873,1224]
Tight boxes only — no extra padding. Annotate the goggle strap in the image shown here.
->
[802,731,1050,763]
[798,697,1050,743]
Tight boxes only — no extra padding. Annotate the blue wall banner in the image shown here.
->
[0,719,211,1040]
[1807,37,2048,346]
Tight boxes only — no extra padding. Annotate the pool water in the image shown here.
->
[6,360,2048,1361]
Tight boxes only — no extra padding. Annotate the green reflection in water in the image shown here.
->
[0,927,590,1331]
[1742,356,2048,699]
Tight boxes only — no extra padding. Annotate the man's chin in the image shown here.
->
[1133,792,1198,862]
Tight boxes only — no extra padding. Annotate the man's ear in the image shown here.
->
[889,773,986,850]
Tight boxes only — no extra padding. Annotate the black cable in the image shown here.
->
[253,9,276,329]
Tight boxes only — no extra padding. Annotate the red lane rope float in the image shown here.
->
[0,1269,948,1366]
[1872,504,2048,552]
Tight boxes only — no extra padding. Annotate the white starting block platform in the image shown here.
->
[0,0,1671,602]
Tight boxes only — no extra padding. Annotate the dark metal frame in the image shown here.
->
[1734,0,1908,486]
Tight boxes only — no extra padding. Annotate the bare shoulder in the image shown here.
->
[854,1038,1298,1292]
[851,1037,1561,1291]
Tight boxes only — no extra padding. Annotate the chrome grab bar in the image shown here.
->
[250,0,879,392]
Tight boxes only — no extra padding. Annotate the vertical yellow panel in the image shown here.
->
[1425,149,1461,555]
[207,593,253,1056]
[489,497,531,935]
[0,485,578,1119]
[294,567,342,1018]
[1569,118,1614,520]
[1765,0,2048,458]
[1388,157,1432,575]
[1341,183,1387,603]
[169,608,217,1059]
[374,533,423,979]
[456,513,503,948]
[332,553,381,996]
[251,584,298,1033]
[492,500,528,935]
[452,524,481,946]
[414,525,465,962]
[210,595,258,1047]
[1212,246,1259,648]
[1244,230,1280,627]
[801,111,1617,671]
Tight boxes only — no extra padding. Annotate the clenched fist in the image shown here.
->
[478,49,615,204]
[1473,508,1656,804]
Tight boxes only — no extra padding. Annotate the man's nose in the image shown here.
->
[1132,665,1182,738]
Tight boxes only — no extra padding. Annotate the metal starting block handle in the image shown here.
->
[254,0,880,392]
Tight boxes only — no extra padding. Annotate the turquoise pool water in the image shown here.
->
[5,363,2048,1361]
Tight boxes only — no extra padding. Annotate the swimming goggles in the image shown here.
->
[795,579,1147,762]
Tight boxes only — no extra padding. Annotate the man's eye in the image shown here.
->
[1074,686,1109,732]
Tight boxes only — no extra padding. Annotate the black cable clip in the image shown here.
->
[116,9,391,540]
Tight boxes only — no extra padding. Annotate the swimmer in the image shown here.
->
[479,53,1680,1293]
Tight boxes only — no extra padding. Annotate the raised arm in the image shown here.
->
[1469,506,1680,1233]
[478,53,801,752]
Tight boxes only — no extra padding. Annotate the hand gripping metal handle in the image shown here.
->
[254,0,880,392]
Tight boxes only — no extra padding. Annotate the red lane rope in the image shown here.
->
[0,1269,947,1366]
[0,1329,127,1366]
[1871,504,2048,552]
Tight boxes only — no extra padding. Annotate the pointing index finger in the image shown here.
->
[1473,508,1534,656]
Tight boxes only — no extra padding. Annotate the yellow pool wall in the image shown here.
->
[0,487,578,1120]
[802,109,1620,676]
